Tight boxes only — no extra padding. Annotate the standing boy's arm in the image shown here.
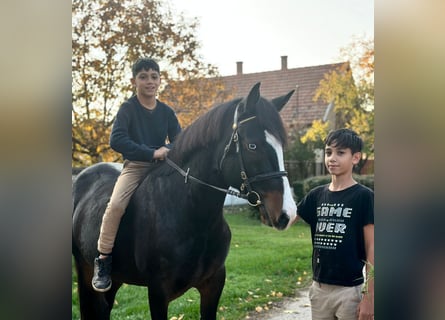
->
[291,214,301,225]
[358,224,374,320]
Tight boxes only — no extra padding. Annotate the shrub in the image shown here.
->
[293,174,374,202]
[353,174,374,190]
[303,175,332,192]
[292,181,305,202]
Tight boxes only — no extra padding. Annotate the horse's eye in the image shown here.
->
[248,143,257,150]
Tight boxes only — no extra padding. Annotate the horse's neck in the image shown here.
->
[180,148,226,184]
[177,152,230,206]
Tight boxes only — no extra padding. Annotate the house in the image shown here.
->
[219,56,348,137]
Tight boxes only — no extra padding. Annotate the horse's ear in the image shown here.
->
[271,89,295,112]
[241,82,261,114]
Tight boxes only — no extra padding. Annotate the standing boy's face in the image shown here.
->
[324,144,361,176]
[131,68,161,98]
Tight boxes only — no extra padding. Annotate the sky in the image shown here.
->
[168,0,374,76]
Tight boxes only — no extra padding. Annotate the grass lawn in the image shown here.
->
[72,208,312,319]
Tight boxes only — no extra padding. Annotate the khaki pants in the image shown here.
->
[309,281,362,320]
[97,160,154,254]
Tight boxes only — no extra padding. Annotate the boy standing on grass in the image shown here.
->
[296,128,374,320]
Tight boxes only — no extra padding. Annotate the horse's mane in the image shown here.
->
[169,96,286,162]
[169,100,237,161]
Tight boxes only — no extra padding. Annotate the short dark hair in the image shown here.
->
[132,58,160,77]
[324,128,363,154]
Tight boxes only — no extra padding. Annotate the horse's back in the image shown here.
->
[72,162,122,260]
[73,162,121,206]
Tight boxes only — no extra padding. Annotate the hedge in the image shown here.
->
[292,174,374,202]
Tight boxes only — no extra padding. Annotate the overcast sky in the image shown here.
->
[168,0,374,76]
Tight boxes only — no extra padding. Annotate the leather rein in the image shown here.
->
[165,103,288,209]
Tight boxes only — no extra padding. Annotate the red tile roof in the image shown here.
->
[220,60,348,132]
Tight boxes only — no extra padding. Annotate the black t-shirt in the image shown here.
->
[298,183,374,286]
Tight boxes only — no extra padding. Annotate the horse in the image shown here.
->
[72,82,297,319]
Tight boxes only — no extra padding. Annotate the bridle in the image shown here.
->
[165,102,288,216]
[218,102,288,206]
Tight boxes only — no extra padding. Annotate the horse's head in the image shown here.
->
[220,82,297,230]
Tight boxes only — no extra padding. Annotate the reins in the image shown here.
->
[165,157,249,200]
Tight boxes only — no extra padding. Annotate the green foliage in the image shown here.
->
[355,174,374,190]
[293,174,374,201]
[297,37,374,176]
[314,64,361,128]
[300,120,329,149]
[284,131,317,181]
[292,181,305,203]
[72,211,312,319]
[299,175,332,200]
[285,134,313,160]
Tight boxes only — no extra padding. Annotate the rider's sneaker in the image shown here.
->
[92,255,112,292]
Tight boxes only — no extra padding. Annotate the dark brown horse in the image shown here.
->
[72,83,297,319]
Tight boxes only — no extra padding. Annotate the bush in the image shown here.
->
[303,175,332,192]
[292,181,305,202]
[353,174,374,190]
[293,174,374,202]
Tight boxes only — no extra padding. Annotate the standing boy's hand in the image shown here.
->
[357,293,374,319]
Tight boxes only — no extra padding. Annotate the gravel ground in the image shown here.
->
[247,288,311,320]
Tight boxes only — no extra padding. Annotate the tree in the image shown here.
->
[300,120,329,149]
[284,130,319,181]
[301,36,374,173]
[72,0,224,166]
[160,75,233,128]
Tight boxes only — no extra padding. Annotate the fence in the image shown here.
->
[284,160,317,183]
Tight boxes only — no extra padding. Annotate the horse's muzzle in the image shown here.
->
[259,205,290,230]
[275,211,290,230]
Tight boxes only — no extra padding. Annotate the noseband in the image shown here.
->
[166,102,288,213]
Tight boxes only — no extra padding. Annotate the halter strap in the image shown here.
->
[219,103,256,170]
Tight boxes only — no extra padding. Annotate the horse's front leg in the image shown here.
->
[196,265,226,320]
[147,286,169,320]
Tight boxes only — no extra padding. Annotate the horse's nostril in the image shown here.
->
[277,212,290,230]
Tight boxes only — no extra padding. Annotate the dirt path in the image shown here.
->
[246,288,311,319]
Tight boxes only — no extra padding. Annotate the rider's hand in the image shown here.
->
[153,147,170,160]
